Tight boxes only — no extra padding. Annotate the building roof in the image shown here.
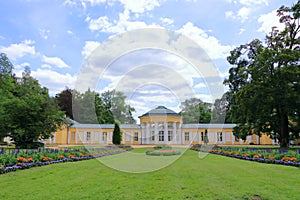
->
[139,106,180,117]
[182,124,236,129]
[70,123,141,129]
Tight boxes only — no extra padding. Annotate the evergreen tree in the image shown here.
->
[112,123,122,145]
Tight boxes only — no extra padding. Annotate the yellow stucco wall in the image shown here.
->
[139,115,182,123]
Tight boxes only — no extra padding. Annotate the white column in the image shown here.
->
[146,123,150,144]
[164,122,168,143]
[75,132,78,144]
[83,132,86,144]
[181,130,185,145]
[67,130,70,144]
[173,122,177,144]
[91,132,94,144]
[155,122,159,144]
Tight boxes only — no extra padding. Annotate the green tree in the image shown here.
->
[179,98,212,123]
[72,89,115,124]
[112,123,122,145]
[0,53,15,142]
[224,1,300,148]
[55,87,73,119]
[211,92,233,123]
[9,70,65,148]
[101,90,136,124]
[0,58,65,148]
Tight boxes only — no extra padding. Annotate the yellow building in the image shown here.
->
[46,106,273,145]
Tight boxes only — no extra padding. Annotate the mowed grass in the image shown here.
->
[0,149,299,200]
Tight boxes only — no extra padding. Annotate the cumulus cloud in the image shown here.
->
[118,0,160,13]
[225,0,268,23]
[42,55,70,69]
[239,0,268,6]
[0,40,36,60]
[82,41,101,58]
[86,10,161,34]
[257,9,284,34]
[237,7,250,22]
[177,22,233,59]
[160,17,174,26]
[31,68,76,95]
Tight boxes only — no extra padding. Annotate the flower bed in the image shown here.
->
[0,146,133,174]
[146,146,181,156]
[190,145,300,167]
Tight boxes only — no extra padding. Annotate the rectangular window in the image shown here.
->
[151,131,155,141]
[185,132,189,142]
[159,131,164,141]
[217,132,222,142]
[201,132,204,141]
[225,132,231,142]
[125,133,131,141]
[86,132,91,141]
[134,132,139,142]
[168,131,173,141]
[102,132,107,141]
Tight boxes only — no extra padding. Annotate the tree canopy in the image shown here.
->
[224,1,300,148]
[0,53,65,148]
[65,89,136,124]
[179,98,212,123]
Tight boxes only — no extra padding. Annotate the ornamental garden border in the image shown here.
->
[191,144,300,167]
[0,146,133,174]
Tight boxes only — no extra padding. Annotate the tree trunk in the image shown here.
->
[279,113,289,148]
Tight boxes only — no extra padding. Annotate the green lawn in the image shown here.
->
[0,149,299,200]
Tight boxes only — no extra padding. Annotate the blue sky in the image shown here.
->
[0,0,296,121]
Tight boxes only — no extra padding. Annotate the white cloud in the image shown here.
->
[63,0,77,6]
[41,64,52,69]
[42,55,70,69]
[119,0,160,13]
[14,62,30,70]
[239,0,268,6]
[39,29,50,39]
[239,28,245,35]
[31,68,76,95]
[194,82,206,89]
[0,40,36,60]
[195,94,213,103]
[257,10,284,34]
[67,30,74,35]
[160,17,174,26]
[177,22,233,59]
[86,10,161,34]
[82,41,101,58]
[225,0,268,22]
[237,7,250,22]
[81,0,107,6]
[225,11,234,19]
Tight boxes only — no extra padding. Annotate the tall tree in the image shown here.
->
[112,123,122,145]
[101,90,136,124]
[55,87,73,119]
[179,98,212,123]
[224,1,300,148]
[0,53,15,142]
[0,59,65,148]
[211,92,233,123]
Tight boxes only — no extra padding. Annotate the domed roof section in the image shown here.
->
[139,106,179,117]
